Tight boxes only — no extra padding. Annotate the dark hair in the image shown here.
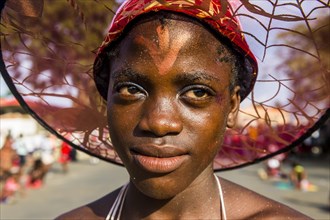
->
[94,11,253,99]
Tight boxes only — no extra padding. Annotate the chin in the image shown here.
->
[130,172,191,200]
[138,181,182,200]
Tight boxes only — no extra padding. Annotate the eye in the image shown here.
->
[184,88,209,99]
[118,85,141,95]
[114,82,146,98]
[181,86,215,100]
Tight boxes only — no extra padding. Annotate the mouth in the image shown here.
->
[130,144,189,174]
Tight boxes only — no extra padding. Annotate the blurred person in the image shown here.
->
[265,144,287,179]
[39,134,56,176]
[290,162,309,191]
[0,134,17,175]
[265,158,281,178]
[58,141,72,173]
[69,148,77,162]
[12,134,29,171]
[0,170,20,204]
[0,171,11,202]
[26,158,47,189]
[258,158,284,181]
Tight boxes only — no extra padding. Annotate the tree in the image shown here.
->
[277,15,330,120]
[1,1,119,158]
[1,0,118,107]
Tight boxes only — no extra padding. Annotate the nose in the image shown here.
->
[137,97,183,137]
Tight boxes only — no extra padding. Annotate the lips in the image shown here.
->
[131,144,189,173]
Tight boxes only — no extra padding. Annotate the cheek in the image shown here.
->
[107,93,142,132]
[107,106,137,166]
[107,105,132,146]
[184,106,228,155]
[107,109,120,147]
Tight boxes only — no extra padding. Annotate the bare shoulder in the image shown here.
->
[219,177,312,219]
[55,187,121,220]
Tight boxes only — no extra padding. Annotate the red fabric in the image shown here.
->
[94,0,258,102]
[97,0,257,75]
[59,142,71,163]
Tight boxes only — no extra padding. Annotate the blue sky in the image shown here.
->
[0,74,11,97]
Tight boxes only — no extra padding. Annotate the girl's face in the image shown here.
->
[107,17,240,199]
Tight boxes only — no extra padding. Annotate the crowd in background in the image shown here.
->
[0,132,77,204]
[1,120,328,203]
[221,121,329,192]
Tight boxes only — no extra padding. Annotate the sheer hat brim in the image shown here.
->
[1,0,329,171]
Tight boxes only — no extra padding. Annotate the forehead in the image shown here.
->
[120,16,222,53]
[110,15,233,80]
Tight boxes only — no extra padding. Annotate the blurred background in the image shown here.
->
[1,0,329,219]
[1,74,329,219]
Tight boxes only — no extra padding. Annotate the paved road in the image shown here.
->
[1,154,329,220]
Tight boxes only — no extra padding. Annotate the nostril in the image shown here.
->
[135,97,183,137]
[136,113,183,137]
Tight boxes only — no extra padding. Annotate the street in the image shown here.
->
[1,154,329,220]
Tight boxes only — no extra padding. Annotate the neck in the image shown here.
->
[123,168,221,219]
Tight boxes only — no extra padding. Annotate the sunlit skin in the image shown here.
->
[106,18,239,219]
[135,25,191,75]
[57,15,312,220]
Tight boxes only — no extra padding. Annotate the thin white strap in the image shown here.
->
[107,178,226,220]
[116,184,128,220]
[105,183,129,220]
[106,187,123,220]
[214,174,227,220]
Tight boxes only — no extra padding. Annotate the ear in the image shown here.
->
[227,86,240,128]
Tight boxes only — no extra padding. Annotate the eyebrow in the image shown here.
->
[174,71,221,84]
[111,69,221,86]
[111,68,149,84]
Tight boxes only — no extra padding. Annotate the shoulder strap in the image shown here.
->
[214,174,227,220]
[105,183,129,220]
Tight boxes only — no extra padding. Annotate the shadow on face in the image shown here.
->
[106,12,241,199]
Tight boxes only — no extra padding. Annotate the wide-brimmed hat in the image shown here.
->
[1,0,329,171]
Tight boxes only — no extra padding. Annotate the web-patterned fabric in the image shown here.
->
[0,0,329,170]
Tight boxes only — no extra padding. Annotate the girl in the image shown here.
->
[56,0,310,219]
